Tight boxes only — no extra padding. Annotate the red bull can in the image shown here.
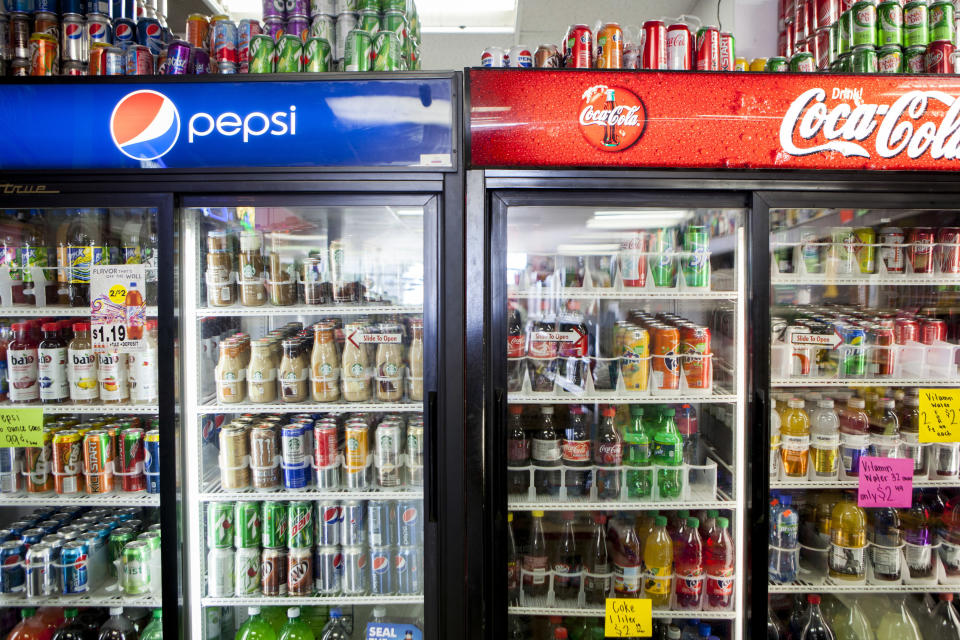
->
[367,499,395,546]
[396,499,420,545]
[340,500,365,546]
[86,13,112,47]
[314,545,342,594]
[213,18,238,63]
[395,545,420,594]
[112,17,136,43]
[342,544,367,594]
[315,501,341,545]
[369,546,394,595]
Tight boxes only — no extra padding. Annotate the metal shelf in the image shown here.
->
[195,304,422,317]
[0,402,158,414]
[772,477,960,489]
[507,288,738,301]
[771,274,960,286]
[202,595,423,607]
[0,491,160,507]
[508,606,735,620]
[508,391,738,404]
[768,581,960,594]
[0,587,160,608]
[771,378,958,388]
[0,306,159,317]
[196,401,422,413]
[508,498,735,511]
[200,479,422,501]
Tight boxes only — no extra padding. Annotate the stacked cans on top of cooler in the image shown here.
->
[177,14,257,74]
[775,0,960,74]
[247,0,421,74]
[481,18,739,71]
[0,0,171,76]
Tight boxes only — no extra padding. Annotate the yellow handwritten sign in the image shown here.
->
[0,409,44,447]
[605,598,653,638]
[919,389,960,443]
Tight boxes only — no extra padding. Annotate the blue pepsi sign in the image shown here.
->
[0,78,455,170]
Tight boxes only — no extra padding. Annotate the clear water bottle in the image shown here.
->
[319,610,349,640]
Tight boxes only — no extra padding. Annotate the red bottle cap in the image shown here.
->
[10,323,25,332]
[807,595,821,604]
[601,407,616,417]
[146,319,158,330]
[554,629,568,640]
[72,322,90,332]
[40,323,58,332]
[942,593,954,602]
[509,405,522,415]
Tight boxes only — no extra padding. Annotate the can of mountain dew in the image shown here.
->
[372,31,401,70]
[248,34,275,73]
[343,28,372,70]
[276,34,303,72]
[303,36,331,71]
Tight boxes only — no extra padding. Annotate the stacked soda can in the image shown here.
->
[0,0,172,76]
[776,0,960,73]
[249,0,421,73]
[480,18,740,71]
[0,505,160,597]
[178,13,256,74]
[0,413,160,496]
[215,412,424,492]
[205,498,423,597]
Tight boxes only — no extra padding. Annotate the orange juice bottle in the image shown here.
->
[780,398,810,478]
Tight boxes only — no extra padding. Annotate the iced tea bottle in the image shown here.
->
[780,398,810,478]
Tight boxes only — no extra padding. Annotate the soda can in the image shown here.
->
[82,430,113,494]
[315,501,342,545]
[341,544,367,594]
[33,11,57,41]
[336,0,358,10]
[0,529,14,543]
[341,499,365,546]
[695,24,720,70]
[287,0,309,18]
[903,43,925,72]
[395,545,419,594]
[190,46,211,73]
[851,44,878,72]
[249,424,280,492]
[374,422,402,487]
[311,0,335,15]
[312,422,338,489]
[853,227,876,274]
[117,427,145,492]
[666,23,691,70]
[841,325,868,377]
[52,431,82,495]
[163,39,191,74]
[59,540,89,595]
[0,540,26,593]
[357,7,378,33]
[238,18,261,70]
[287,14,309,39]
[213,19,238,63]
[534,43,559,67]
[111,17,135,46]
[186,13,210,48]
[367,499,395,546]
[344,422,369,489]
[719,31,735,70]
[207,546,234,597]
[909,227,936,273]
[144,429,160,494]
[287,546,313,596]
[938,227,960,274]
[930,1,955,43]
[263,0,285,19]
[680,325,712,390]
[137,17,164,54]
[342,27,371,70]
[877,1,903,46]
[263,15,284,39]
[309,13,334,41]
[234,502,261,549]
[314,545,342,594]
[817,0,838,27]
[788,49,815,71]
[275,33,303,71]
[651,325,681,391]
[765,55,789,71]
[230,546,260,596]
[25,542,56,597]
[281,423,310,488]
[59,14,84,64]
[904,0,929,46]
[248,33,275,72]
[396,499,420,545]
[566,23,592,68]
[372,30,401,70]
[638,20,666,70]
[592,23,622,68]
[261,501,287,548]
[369,546,394,595]
[207,502,235,549]
[10,12,29,59]
[334,11,357,59]
[20,527,44,545]
[869,326,896,377]
[879,227,906,273]
[124,43,154,74]
[28,32,57,75]
[877,43,903,71]
[682,225,710,287]
[926,39,954,71]
[407,424,424,486]
[261,547,287,595]
[287,500,313,548]
[86,13,112,51]
[922,318,947,344]
[480,45,505,67]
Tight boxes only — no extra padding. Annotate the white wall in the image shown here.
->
[732,0,778,60]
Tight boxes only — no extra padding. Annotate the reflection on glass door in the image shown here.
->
[183,203,428,640]
[768,207,960,639]
[501,205,747,640]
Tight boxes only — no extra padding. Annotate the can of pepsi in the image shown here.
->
[104,45,124,73]
[395,545,420,594]
[190,46,210,73]
[25,543,57,597]
[137,16,163,53]
[144,429,160,494]
[314,544,342,594]
[84,0,108,13]
[315,501,341,545]
[38,521,60,535]
[60,13,85,62]
[395,499,420,546]
[0,448,19,493]
[60,540,89,595]
[163,39,190,74]
[340,500,365,546]
[111,0,134,18]
[341,544,367,594]
[367,499,395,546]
[0,530,13,543]
[8,522,31,538]
[86,12,112,46]
[0,540,25,593]
[112,16,135,43]
[368,545,393,595]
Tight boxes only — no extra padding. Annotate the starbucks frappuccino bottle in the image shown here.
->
[341,322,370,402]
[279,338,308,402]
[375,323,404,403]
[408,318,424,402]
[311,322,340,402]
[247,338,277,403]
[238,230,266,307]
[215,339,245,404]
[205,230,236,307]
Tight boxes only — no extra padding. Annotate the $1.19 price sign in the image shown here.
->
[918,388,960,443]
[90,264,146,353]
[605,598,652,638]
[857,456,913,508]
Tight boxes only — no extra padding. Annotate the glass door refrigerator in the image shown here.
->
[759,192,960,640]
[478,188,750,640]
[0,194,177,640]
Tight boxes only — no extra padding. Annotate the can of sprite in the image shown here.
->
[650,228,678,288]
[343,28,373,71]
[286,500,313,548]
[121,540,151,595]
[682,225,710,288]
[303,37,332,71]
[276,34,303,72]
[877,1,903,46]
[234,501,262,549]
[841,325,868,378]
[248,34,275,73]
[904,1,929,47]
[207,502,235,549]
[373,31,402,70]
[261,501,287,549]
[851,1,878,47]
[358,8,380,34]
[929,2,955,43]
[838,10,852,54]
[851,44,878,72]
[877,44,903,72]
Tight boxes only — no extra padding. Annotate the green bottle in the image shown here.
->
[261,608,287,635]
[236,608,277,640]
[624,405,652,499]
[277,609,314,640]
[653,408,684,499]
[140,610,163,640]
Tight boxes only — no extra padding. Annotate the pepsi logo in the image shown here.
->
[89,23,107,38]
[357,555,367,569]
[332,553,343,569]
[145,24,162,38]
[394,554,406,570]
[323,507,341,523]
[372,556,389,573]
[65,23,82,39]
[401,508,417,525]
[110,90,181,161]
[114,24,134,40]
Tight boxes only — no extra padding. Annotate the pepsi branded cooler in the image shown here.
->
[0,72,466,640]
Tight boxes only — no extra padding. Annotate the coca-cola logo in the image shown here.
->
[579,84,646,152]
[666,30,687,48]
[780,88,960,161]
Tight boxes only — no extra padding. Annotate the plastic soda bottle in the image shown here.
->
[770,398,781,479]
[780,398,810,478]
[96,608,138,640]
[9,609,52,640]
[653,408,684,498]
[278,608,315,640]
[831,597,870,640]
[839,397,870,477]
[595,407,622,500]
[902,490,934,579]
[506,405,530,496]
[317,609,347,640]
[704,516,734,609]
[800,595,836,640]
[875,598,921,640]
[673,516,704,610]
[642,515,672,608]
[235,608,277,640]
[614,516,643,598]
[523,511,549,598]
[51,609,92,640]
[929,593,960,637]
[139,611,162,640]
[624,405,653,498]
[507,512,519,604]
[552,512,581,601]
[810,399,840,477]
[584,513,610,604]
[828,494,867,581]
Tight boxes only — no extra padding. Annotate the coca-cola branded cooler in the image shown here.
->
[0,73,468,640]
[466,67,960,640]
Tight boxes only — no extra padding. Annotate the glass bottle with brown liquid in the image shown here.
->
[247,338,277,403]
[408,319,424,402]
[311,322,340,402]
[239,230,266,307]
[279,339,308,403]
[341,322,370,402]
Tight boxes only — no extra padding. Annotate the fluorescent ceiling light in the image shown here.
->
[417,0,517,33]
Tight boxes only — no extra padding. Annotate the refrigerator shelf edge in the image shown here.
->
[507,606,736,620]
[771,378,957,387]
[771,478,960,489]
[508,392,738,404]
[0,491,160,506]
[0,306,159,318]
[0,589,160,608]
[197,402,423,413]
[507,289,738,301]
[195,304,424,317]
[771,274,960,286]
[768,582,960,593]
[1,403,159,414]
[507,499,736,511]
[200,488,424,501]
[201,595,424,606]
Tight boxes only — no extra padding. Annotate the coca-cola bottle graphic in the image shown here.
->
[507,308,525,392]
[552,511,581,601]
[601,88,619,147]
[584,513,611,604]
[595,406,623,500]
[532,406,562,496]
[507,405,531,495]
[562,406,591,498]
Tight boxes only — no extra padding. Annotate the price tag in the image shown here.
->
[0,409,44,447]
[918,388,960,443]
[857,456,913,508]
[605,598,652,638]
[365,622,422,640]
[90,264,146,353]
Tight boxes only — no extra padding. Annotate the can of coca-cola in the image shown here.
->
[818,0,839,28]
[909,227,936,273]
[922,318,947,344]
[937,227,960,274]
[815,26,834,68]
[719,31,735,70]
[696,25,720,70]
[894,317,919,344]
[666,23,692,70]
[641,20,666,69]
[566,24,592,68]
[796,1,809,40]
[805,0,817,35]
[926,40,955,73]
[778,28,790,57]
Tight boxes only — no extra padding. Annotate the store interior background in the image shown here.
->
[164,0,779,69]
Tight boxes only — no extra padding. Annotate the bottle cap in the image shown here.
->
[849,398,865,408]
[248,607,260,615]
[509,405,522,415]
[507,513,513,523]
[708,510,719,518]
[64,609,78,618]
[817,399,834,408]
[542,406,554,415]
[570,405,584,414]
[717,517,729,529]
[807,595,820,604]
[554,629,568,640]
[153,610,162,619]
[678,510,690,518]
[10,323,25,332]
[532,510,545,517]
[655,515,668,527]
[698,624,712,637]
[630,405,644,416]
[110,608,123,615]
[687,517,699,528]
[372,606,386,617]
[664,408,676,416]
[73,322,90,332]
[41,322,58,332]
[602,407,616,417]
[781,495,792,506]
[287,607,300,618]
[330,608,342,618]
[788,398,804,408]
[594,513,607,525]
[942,593,954,601]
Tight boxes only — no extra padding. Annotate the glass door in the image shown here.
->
[493,197,748,640]
[766,202,960,638]
[181,198,435,640]
[0,200,170,640]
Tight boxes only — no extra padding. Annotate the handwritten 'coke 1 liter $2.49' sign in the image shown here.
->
[605,598,652,638]
[918,388,960,442]
[857,456,913,508]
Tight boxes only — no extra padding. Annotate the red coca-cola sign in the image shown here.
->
[468,69,960,171]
